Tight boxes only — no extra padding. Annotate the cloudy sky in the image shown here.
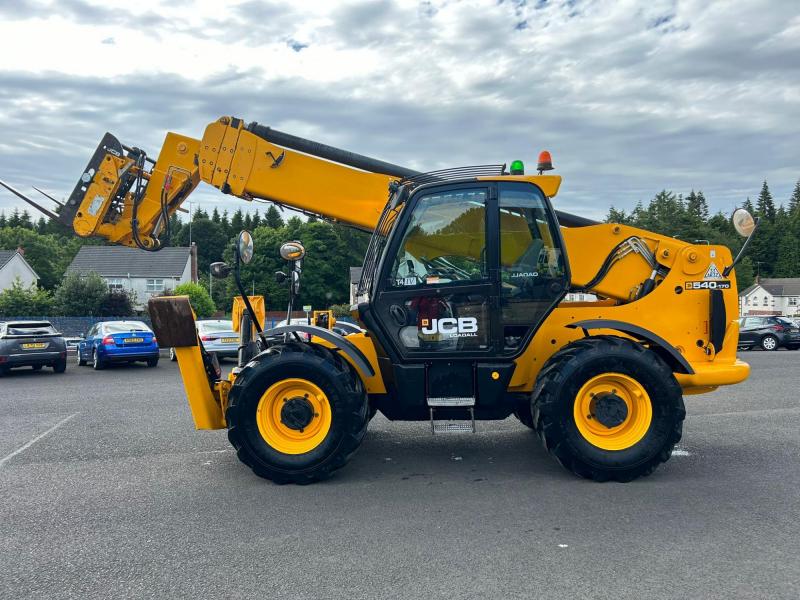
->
[0,0,798,221]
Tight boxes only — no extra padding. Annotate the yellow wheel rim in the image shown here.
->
[573,373,652,451]
[256,378,332,455]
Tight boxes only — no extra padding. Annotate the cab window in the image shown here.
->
[389,188,487,288]
[499,184,566,352]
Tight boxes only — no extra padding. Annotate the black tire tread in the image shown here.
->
[226,343,368,484]
[532,335,685,482]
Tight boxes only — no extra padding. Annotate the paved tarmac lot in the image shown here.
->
[1,350,798,599]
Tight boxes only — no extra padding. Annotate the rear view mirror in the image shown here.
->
[732,208,756,238]
[237,230,254,264]
[210,262,231,279]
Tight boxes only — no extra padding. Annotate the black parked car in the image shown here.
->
[0,321,68,374]
[738,316,800,351]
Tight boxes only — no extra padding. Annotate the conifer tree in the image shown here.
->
[756,180,776,222]
[265,205,284,228]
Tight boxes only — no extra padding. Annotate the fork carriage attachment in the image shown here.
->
[148,296,227,429]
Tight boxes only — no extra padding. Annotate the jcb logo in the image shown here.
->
[420,317,478,337]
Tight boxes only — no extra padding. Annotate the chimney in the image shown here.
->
[190,242,198,283]
[16,245,24,256]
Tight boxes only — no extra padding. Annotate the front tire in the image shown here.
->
[760,335,778,351]
[77,350,87,366]
[532,336,685,482]
[226,343,369,484]
[92,349,105,370]
[169,347,177,361]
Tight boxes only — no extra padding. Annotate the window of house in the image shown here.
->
[107,278,124,291]
[146,279,165,293]
[763,296,769,306]
[790,297,798,306]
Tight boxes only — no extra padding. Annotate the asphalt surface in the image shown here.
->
[1,350,798,599]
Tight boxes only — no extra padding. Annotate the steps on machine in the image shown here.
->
[427,397,476,434]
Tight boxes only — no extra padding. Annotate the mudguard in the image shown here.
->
[263,324,375,377]
[566,319,694,375]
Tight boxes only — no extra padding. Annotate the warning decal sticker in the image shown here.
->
[704,262,723,280]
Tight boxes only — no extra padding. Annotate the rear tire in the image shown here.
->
[760,335,778,351]
[532,336,685,482]
[32,364,43,371]
[226,343,369,484]
[92,349,105,370]
[52,359,66,374]
[147,357,159,368]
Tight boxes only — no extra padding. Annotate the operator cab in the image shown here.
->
[357,173,570,422]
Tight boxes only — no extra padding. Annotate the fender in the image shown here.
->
[263,324,375,377]
[566,319,694,375]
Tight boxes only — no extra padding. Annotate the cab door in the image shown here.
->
[373,184,497,365]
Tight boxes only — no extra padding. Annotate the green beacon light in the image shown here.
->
[510,160,525,175]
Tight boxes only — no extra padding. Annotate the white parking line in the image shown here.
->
[0,413,78,468]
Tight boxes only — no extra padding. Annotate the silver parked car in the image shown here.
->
[170,319,239,362]
[0,321,67,375]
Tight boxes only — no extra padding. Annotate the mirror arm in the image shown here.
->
[233,246,265,337]
[723,216,760,277]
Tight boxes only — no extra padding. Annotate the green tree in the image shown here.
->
[172,282,216,318]
[789,180,800,216]
[53,272,109,316]
[173,217,228,273]
[230,208,245,233]
[0,227,83,289]
[97,290,136,317]
[605,206,629,224]
[264,205,284,228]
[756,180,776,222]
[0,278,53,316]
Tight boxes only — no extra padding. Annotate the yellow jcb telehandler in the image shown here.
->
[1,116,755,483]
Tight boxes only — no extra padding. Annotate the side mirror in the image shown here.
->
[274,271,288,284]
[732,208,756,238]
[280,241,305,261]
[723,208,760,277]
[236,230,254,264]
[210,262,231,279]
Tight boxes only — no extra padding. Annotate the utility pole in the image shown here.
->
[188,201,194,246]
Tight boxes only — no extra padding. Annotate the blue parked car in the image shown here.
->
[77,320,159,370]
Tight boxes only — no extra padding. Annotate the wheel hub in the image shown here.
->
[592,392,629,428]
[280,396,315,431]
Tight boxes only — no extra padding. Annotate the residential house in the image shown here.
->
[0,248,39,291]
[738,278,800,318]
[66,245,198,309]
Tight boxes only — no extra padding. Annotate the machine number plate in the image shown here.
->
[22,342,48,349]
[221,337,238,343]
[685,280,731,290]
[124,337,144,343]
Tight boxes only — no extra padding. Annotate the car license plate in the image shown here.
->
[221,337,238,343]
[125,337,144,343]
[22,342,48,349]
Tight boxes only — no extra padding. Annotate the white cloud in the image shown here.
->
[0,0,798,221]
